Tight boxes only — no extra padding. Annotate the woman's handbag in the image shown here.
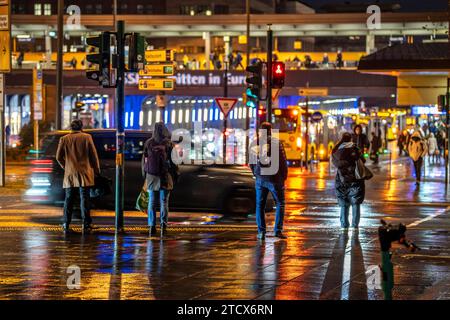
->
[90,175,113,198]
[355,158,374,180]
[135,183,149,212]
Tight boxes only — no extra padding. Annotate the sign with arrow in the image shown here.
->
[215,97,238,118]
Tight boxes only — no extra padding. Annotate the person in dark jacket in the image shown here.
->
[142,122,178,236]
[370,131,382,164]
[250,122,288,240]
[332,132,365,230]
[351,124,369,159]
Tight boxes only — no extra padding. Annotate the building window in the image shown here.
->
[145,4,153,14]
[120,4,128,14]
[43,4,52,15]
[180,5,195,15]
[214,5,229,14]
[95,4,102,14]
[137,4,144,14]
[85,4,93,14]
[34,3,42,16]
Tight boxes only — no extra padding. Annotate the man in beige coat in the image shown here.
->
[56,119,100,232]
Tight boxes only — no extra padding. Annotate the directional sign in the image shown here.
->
[298,88,329,96]
[139,63,174,77]
[311,111,323,122]
[0,30,10,72]
[138,78,174,91]
[33,68,43,120]
[145,49,174,63]
[0,6,8,31]
[215,98,238,118]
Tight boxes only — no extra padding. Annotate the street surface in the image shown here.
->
[0,154,449,300]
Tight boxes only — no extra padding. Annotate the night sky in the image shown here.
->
[298,0,448,12]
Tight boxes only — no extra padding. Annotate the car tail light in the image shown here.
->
[31,159,53,173]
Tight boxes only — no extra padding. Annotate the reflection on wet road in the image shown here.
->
[0,156,449,300]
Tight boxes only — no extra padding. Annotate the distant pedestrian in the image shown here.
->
[17,51,24,68]
[436,130,445,161]
[351,124,369,160]
[142,122,179,236]
[5,125,10,147]
[234,52,244,69]
[427,133,438,164]
[56,119,100,233]
[332,132,365,230]
[397,130,407,156]
[370,132,382,164]
[250,122,288,240]
[408,131,428,185]
[336,50,343,68]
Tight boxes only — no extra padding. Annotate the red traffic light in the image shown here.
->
[272,61,285,89]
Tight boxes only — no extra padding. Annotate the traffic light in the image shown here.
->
[126,33,146,72]
[272,61,285,89]
[72,101,85,113]
[86,32,115,88]
[245,61,263,99]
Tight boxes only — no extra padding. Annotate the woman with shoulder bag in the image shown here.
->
[141,122,178,236]
[332,132,365,230]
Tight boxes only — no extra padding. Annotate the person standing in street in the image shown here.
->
[250,122,288,240]
[351,124,369,160]
[370,131,382,164]
[332,132,365,230]
[142,122,178,237]
[427,133,438,164]
[408,131,428,185]
[56,119,100,233]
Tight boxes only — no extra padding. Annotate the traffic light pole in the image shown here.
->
[305,97,309,171]
[266,25,273,123]
[115,21,125,233]
[445,78,449,187]
[223,61,228,163]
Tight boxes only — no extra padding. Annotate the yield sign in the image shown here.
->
[215,97,238,118]
[272,88,281,102]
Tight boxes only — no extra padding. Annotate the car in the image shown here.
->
[25,129,273,216]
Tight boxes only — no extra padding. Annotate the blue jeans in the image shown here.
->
[148,189,170,227]
[340,204,361,228]
[255,179,285,234]
[63,187,92,227]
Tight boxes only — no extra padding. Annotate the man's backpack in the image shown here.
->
[144,143,168,177]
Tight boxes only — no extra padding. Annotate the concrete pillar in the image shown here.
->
[45,29,52,68]
[366,33,375,54]
[203,32,211,70]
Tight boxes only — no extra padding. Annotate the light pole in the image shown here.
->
[56,0,64,130]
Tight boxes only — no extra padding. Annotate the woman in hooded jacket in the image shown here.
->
[332,132,365,230]
[408,131,428,184]
[142,122,179,236]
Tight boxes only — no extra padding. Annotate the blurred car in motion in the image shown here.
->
[25,129,273,216]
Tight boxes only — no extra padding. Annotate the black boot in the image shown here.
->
[160,224,167,236]
[149,226,157,236]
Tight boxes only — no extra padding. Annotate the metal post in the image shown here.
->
[305,96,309,171]
[0,74,5,187]
[446,78,450,186]
[245,0,250,163]
[115,21,125,233]
[266,25,273,122]
[55,0,64,130]
[223,61,228,163]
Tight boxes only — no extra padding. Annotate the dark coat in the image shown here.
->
[250,137,288,184]
[351,133,369,151]
[332,142,365,206]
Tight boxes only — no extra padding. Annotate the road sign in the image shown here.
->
[138,78,174,91]
[215,98,238,118]
[139,63,174,77]
[33,68,43,120]
[298,88,329,96]
[145,49,174,63]
[0,6,8,31]
[272,88,281,102]
[311,111,323,122]
[0,31,9,72]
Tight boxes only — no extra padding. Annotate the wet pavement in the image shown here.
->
[0,155,450,300]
